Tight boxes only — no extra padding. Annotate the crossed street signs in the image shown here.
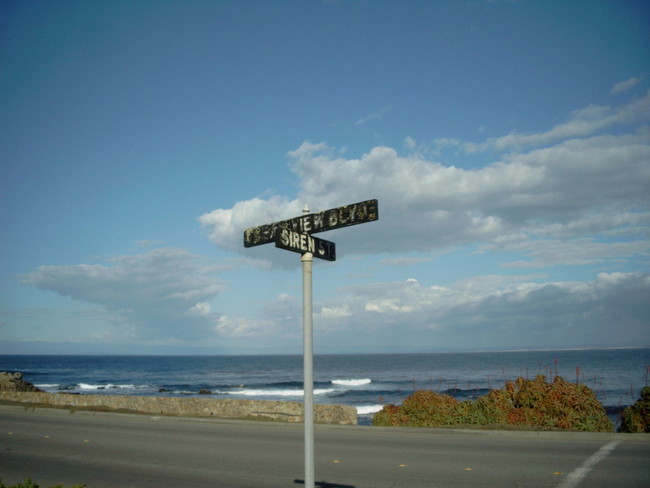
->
[243,199,378,261]
[242,198,377,488]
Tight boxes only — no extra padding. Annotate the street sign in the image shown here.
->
[275,229,336,261]
[243,199,378,247]
[242,199,377,488]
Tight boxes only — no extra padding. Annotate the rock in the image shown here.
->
[198,388,212,395]
[0,372,43,392]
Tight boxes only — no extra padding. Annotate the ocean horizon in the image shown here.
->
[1,348,648,425]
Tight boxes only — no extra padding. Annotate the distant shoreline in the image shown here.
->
[1,345,649,357]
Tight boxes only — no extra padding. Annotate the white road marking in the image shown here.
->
[556,440,620,488]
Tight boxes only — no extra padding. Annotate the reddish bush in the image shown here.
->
[619,386,650,433]
[373,375,613,432]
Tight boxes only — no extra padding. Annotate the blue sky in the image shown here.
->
[1,0,649,355]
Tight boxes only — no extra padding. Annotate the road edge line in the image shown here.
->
[556,440,620,488]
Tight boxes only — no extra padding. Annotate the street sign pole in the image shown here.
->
[301,208,315,488]
[242,199,377,488]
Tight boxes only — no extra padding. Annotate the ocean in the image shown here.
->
[1,349,648,426]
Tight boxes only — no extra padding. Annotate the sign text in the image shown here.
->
[244,199,378,248]
[275,229,336,261]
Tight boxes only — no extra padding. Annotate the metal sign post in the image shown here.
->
[301,207,315,488]
[243,199,378,488]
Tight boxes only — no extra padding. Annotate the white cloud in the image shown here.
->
[78,265,641,352]
[492,238,650,268]
[191,90,650,352]
[215,316,275,338]
[318,305,351,319]
[187,302,212,316]
[364,299,413,313]
[18,90,649,353]
[611,76,641,94]
[465,91,649,152]
[199,94,649,269]
[309,273,650,350]
[199,196,301,248]
[354,107,389,126]
[117,90,650,352]
[21,248,225,342]
[215,292,302,339]
[403,136,417,149]
[380,257,433,267]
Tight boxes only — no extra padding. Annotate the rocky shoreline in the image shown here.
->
[0,371,43,392]
[0,371,357,425]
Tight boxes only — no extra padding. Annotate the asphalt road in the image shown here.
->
[1,405,648,488]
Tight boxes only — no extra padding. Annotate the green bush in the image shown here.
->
[373,375,614,432]
[0,479,86,488]
[619,386,650,433]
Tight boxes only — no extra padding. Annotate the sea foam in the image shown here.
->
[77,383,140,390]
[331,378,372,386]
[356,404,384,415]
[226,388,337,397]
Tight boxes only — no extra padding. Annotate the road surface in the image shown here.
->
[1,405,648,487]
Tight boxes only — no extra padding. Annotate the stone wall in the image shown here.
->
[0,391,357,425]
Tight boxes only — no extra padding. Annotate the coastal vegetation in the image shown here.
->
[0,480,86,488]
[618,386,650,433]
[373,374,614,432]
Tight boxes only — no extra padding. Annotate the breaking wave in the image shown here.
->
[356,404,384,415]
[225,387,337,397]
[332,378,372,386]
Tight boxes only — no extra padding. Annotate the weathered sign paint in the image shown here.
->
[275,229,336,261]
[243,199,378,248]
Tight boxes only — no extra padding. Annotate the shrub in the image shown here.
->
[619,386,650,433]
[0,479,86,488]
[373,375,614,432]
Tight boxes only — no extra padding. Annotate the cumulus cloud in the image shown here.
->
[199,93,649,269]
[21,248,225,343]
[213,271,648,351]
[192,91,650,351]
[215,292,302,339]
[310,273,650,350]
